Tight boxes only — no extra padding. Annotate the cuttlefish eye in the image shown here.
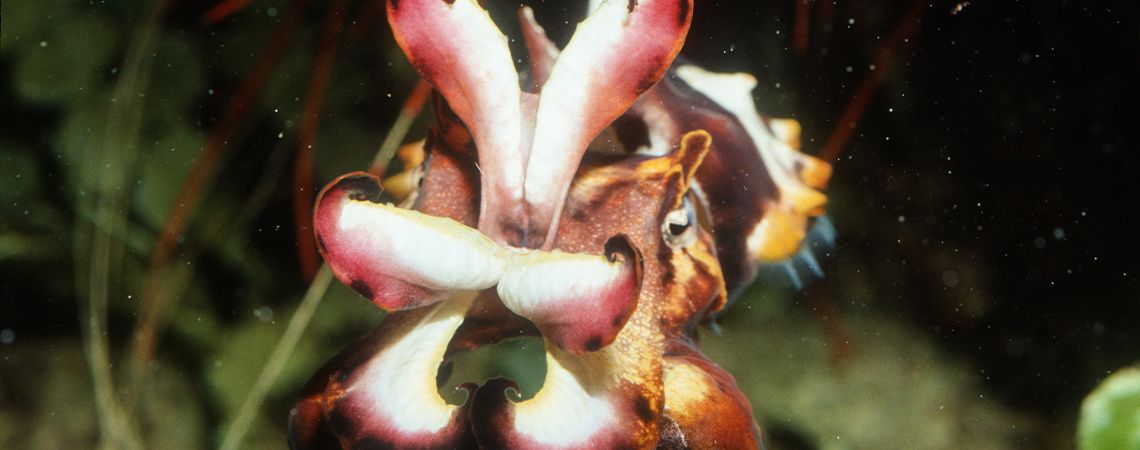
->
[662,196,697,248]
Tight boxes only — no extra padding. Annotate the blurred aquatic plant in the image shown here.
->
[1079,367,1140,450]
[2,0,399,447]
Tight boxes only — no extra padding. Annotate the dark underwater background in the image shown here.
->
[1,0,1137,448]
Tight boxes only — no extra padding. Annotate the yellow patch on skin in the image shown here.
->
[662,360,712,413]
[572,129,709,213]
[609,303,667,446]
[798,155,833,190]
[749,207,809,262]
[381,170,419,201]
[381,140,426,201]
[635,156,675,177]
[610,296,667,385]
[397,140,427,167]
[781,180,829,215]
[570,161,674,213]
[747,167,829,262]
[567,166,628,198]
[767,118,802,150]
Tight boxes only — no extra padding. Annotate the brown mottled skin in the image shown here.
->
[555,131,727,334]
[661,338,764,449]
[411,94,481,227]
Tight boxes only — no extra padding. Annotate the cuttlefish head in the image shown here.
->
[621,64,834,302]
[553,130,727,333]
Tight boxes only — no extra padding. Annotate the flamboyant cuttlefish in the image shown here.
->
[288,0,832,448]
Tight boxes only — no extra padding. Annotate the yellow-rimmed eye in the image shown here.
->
[662,197,697,248]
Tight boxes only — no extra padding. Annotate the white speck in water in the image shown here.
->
[267,7,277,17]
[208,89,215,95]
[898,215,906,223]
[845,66,853,73]
[39,41,48,48]
[847,18,855,25]
[278,132,284,138]
[254,306,274,322]
[1053,227,1065,239]
[0,329,14,344]
[1034,237,1047,249]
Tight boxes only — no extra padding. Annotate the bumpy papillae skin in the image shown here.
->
[290,1,831,449]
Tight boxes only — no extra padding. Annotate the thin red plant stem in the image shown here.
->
[293,0,351,281]
[131,0,312,374]
[808,283,854,370]
[203,0,253,25]
[400,80,432,118]
[819,0,928,162]
[793,0,812,53]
